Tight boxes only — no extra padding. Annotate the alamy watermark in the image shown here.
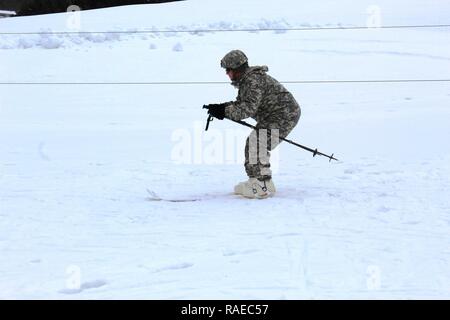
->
[171,121,280,174]
[366,265,381,290]
[66,5,82,31]
[65,265,82,290]
[366,5,382,29]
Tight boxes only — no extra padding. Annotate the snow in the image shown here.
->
[1,0,450,299]
[0,10,16,17]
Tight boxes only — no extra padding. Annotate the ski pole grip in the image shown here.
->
[205,114,213,131]
[203,105,213,131]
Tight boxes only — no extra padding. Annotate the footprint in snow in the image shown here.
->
[58,280,107,295]
[29,259,41,264]
[377,206,392,213]
[222,249,258,257]
[152,262,194,273]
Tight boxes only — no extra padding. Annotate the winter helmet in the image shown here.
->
[220,50,248,69]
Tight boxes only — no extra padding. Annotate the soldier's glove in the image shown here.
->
[204,103,230,120]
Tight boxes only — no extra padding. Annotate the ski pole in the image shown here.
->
[229,118,339,162]
[202,104,338,162]
[205,114,213,131]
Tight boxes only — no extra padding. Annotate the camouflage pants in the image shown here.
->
[244,107,301,180]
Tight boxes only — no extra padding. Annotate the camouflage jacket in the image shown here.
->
[224,66,300,124]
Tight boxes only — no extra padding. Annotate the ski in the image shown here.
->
[146,189,240,202]
[146,189,202,202]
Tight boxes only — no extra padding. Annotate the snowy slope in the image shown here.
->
[1,0,450,299]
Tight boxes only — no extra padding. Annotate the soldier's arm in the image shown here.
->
[224,79,264,121]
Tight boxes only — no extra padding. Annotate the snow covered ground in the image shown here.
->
[1,0,450,299]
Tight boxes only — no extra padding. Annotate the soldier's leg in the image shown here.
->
[254,109,301,180]
[244,127,277,181]
[244,107,300,180]
[244,129,259,178]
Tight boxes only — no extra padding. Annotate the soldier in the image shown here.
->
[207,50,301,199]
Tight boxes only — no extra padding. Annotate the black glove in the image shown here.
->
[204,103,230,120]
